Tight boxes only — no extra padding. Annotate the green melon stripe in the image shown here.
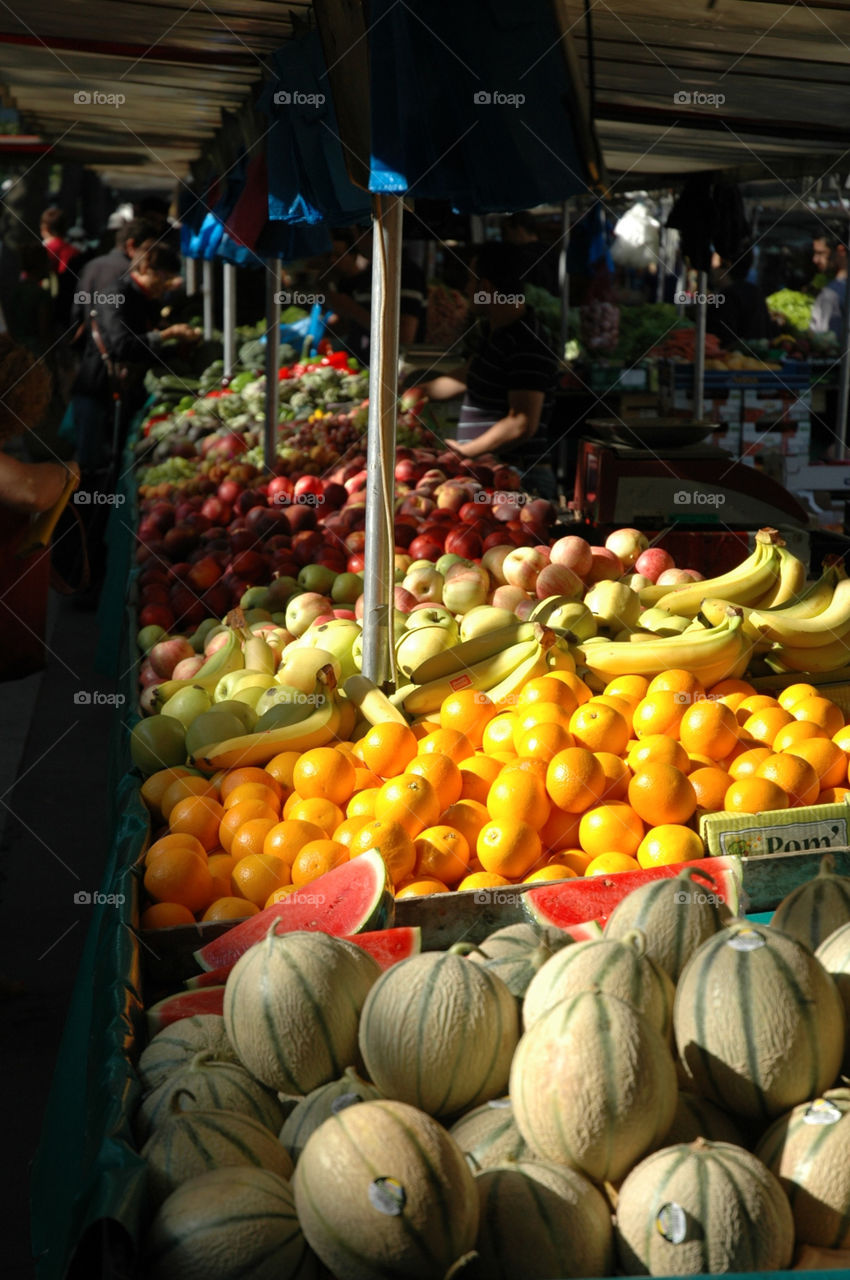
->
[224,955,251,1063]
[707,1151,758,1272]
[259,946,305,1095]
[596,997,617,1179]
[735,943,765,1120]
[297,1171,402,1279]
[273,944,339,1093]
[775,1109,849,1242]
[642,1146,691,1262]
[525,1169,568,1267]
[696,1153,711,1272]
[764,946,823,1103]
[484,1169,507,1280]
[673,887,689,978]
[691,936,732,1108]
[713,1141,788,1258]
[386,1108,458,1256]
[228,1225,304,1279]
[191,1115,269,1166]
[148,1209,296,1264]
[179,1118,219,1170]
[414,959,448,1111]
[536,998,580,1168]
[755,1116,788,1171]
[465,967,507,1110]
[205,1070,269,1125]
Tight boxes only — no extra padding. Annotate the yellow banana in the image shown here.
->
[577,612,745,683]
[754,543,807,609]
[151,631,243,708]
[277,647,342,692]
[483,640,554,707]
[748,573,850,648]
[402,636,540,718]
[410,622,537,685]
[701,562,843,633]
[242,631,276,675]
[652,529,782,619]
[765,634,850,674]
[193,695,343,770]
[344,675,410,727]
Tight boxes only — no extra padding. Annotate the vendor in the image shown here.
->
[705,249,771,346]
[326,228,426,360]
[810,232,847,337]
[413,242,559,499]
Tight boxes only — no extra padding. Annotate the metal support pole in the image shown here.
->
[202,259,214,340]
[558,200,571,362]
[836,215,850,460]
[361,194,403,687]
[223,262,237,380]
[694,269,707,420]
[264,259,281,474]
[184,256,197,295]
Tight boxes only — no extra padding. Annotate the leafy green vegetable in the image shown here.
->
[612,302,687,365]
[766,290,814,333]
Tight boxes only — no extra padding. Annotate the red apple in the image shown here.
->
[407,535,444,562]
[444,527,483,560]
[657,567,703,585]
[187,556,223,592]
[586,547,624,583]
[347,553,366,573]
[228,550,270,583]
[492,584,532,612]
[634,547,676,583]
[394,585,418,613]
[549,535,593,580]
[534,562,583,600]
[267,475,293,506]
[605,527,650,569]
[502,546,548,591]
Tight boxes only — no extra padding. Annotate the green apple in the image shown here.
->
[395,625,456,677]
[297,619,361,681]
[160,685,212,730]
[298,564,338,595]
[331,571,364,604]
[213,699,257,730]
[436,553,471,576]
[240,585,271,611]
[243,608,273,624]
[267,577,301,610]
[185,709,247,757]
[137,624,167,653]
[404,607,459,639]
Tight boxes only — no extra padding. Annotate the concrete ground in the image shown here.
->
[1,591,117,1279]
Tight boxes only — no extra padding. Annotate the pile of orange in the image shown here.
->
[137,674,850,927]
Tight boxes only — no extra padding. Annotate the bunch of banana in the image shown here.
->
[344,675,409,727]
[401,626,558,717]
[700,560,846,654]
[577,609,750,686]
[750,562,850,675]
[151,628,244,708]
[641,528,786,616]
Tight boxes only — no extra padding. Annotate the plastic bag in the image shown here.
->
[612,202,660,268]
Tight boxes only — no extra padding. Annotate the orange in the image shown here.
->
[544,671,592,704]
[791,696,844,738]
[373,774,440,838]
[208,851,237,899]
[263,818,326,866]
[515,723,573,762]
[596,752,632,802]
[678,699,739,761]
[219,798,279,853]
[291,839,348,887]
[439,689,497,748]
[627,735,690,773]
[549,847,594,875]
[707,689,750,715]
[488,768,550,831]
[513,702,573,742]
[293,747,356,806]
[736,694,780,722]
[637,824,705,867]
[414,826,470,886]
[221,767,283,803]
[231,852,290,905]
[456,871,511,892]
[707,678,756,701]
[632,691,687,739]
[834,726,850,752]
[578,802,644,858]
[408,753,463,811]
[229,817,280,862]
[568,702,629,756]
[772,720,827,752]
[202,897,259,922]
[725,777,789,813]
[265,751,301,791]
[755,753,820,807]
[628,763,696,826]
[160,774,218,821]
[539,807,583,852]
[584,852,640,876]
[741,707,794,746]
[265,885,298,907]
[411,718,441,740]
[169,795,226,852]
[286,797,345,836]
[347,787,380,819]
[481,714,518,755]
[333,816,371,848]
[358,722,418,778]
[417,728,474,764]
[146,832,207,863]
[143,847,213,912]
[139,901,196,929]
[648,669,706,702]
[510,757,549,782]
[777,682,818,711]
[477,819,541,879]
[524,864,577,883]
[396,877,450,898]
[785,738,847,790]
[589,694,634,726]
[440,799,491,850]
[222,782,283,813]
[728,746,773,780]
[353,767,383,791]
[545,748,606,814]
[489,751,519,766]
[349,819,417,885]
[458,754,503,804]
[604,674,649,706]
[820,786,850,803]
[688,766,731,814]
[518,675,579,712]
[140,767,196,820]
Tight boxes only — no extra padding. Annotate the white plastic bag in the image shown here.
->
[611,202,661,268]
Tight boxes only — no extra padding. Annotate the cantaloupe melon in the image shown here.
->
[522,928,674,1037]
[358,953,518,1118]
[293,1099,478,1280]
[280,1067,382,1164]
[757,1089,850,1248]
[615,1138,794,1275]
[142,1105,294,1206]
[224,929,380,1095]
[449,1098,533,1172]
[604,865,734,980]
[467,1160,614,1280]
[674,921,845,1121]
[772,854,850,952]
[816,922,850,1072]
[146,1166,316,1280]
[510,989,677,1183]
[137,1015,239,1093]
[136,1051,284,1142]
[452,924,570,998]
[657,1091,745,1149]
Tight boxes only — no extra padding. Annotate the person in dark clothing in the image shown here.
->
[811,233,847,337]
[414,241,559,498]
[503,210,560,297]
[70,215,160,334]
[7,244,52,354]
[706,249,771,346]
[326,228,426,359]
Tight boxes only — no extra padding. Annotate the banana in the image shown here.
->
[481,636,556,707]
[577,612,745,684]
[402,636,540,718]
[759,561,845,621]
[754,543,807,609]
[344,675,410,726]
[410,622,536,685]
[277,647,342,693]
[214,670,276,703]
[194,695,343,770]
[151,630,244,708]
[639,608,693,636]
[748,573,850,648]
[652,529,782,619]
[765,634,850,674]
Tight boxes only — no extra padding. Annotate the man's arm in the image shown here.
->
[0,455,79,514]
[413,369,469,400]
[810,286,841,335]
[446,388,545,458]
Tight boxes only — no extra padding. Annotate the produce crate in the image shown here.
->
[673,362,811,391]
[588,362,651,392]
[701,802,850,859]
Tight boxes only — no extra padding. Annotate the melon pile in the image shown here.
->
[135,857,850,1279]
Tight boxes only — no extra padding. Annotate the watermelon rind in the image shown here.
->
[146,986,226,1035]
[193,849,392,972]
[185,925,421,988]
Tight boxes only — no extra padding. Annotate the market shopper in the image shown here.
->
[413,242,559,499]
[706,249,771,346]
[326,228,426,359]
[503,210,560,297]
[810,233,847,337]
[69,215,160,335]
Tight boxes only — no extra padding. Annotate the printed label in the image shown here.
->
[803,1098,842,1126]
[449,674,473,691]
[656,1202,687,1244]
[487,1097,512,1109]
[715,816,848,858]
[727,928,767,952]
[368,1177,406,1215]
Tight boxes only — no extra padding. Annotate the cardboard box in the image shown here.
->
[701,801,850,858]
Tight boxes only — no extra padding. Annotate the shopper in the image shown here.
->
[503,210,560,297]
[70,215,160,336]
[414,241,559,498]
[40,207,80,277]
[706,249,771,346]
[326,228,426,359]
[810,232,847,337]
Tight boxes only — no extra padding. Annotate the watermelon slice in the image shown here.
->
[525,856,741,931]
[146,986,225,1034]
[185,926,422,988]
[193,849,393,973]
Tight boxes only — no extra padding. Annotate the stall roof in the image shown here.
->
[0,0,849,191]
